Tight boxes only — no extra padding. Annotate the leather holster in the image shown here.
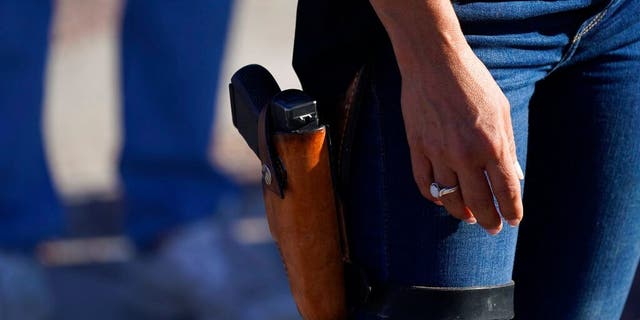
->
[258,111,347,319]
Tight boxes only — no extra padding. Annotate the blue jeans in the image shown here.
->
[0,0,235,250]
[348,0,640,318]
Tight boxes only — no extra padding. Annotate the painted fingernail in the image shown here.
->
[515,160,525,180]
[464,217,477,224]
[507,218,521,227]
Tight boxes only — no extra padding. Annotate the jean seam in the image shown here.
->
[370,73,392,281]
[548,0,619,75]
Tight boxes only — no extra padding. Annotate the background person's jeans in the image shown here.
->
[348,0,640,318]
[0,0,235,250]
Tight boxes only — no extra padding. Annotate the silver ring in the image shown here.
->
[430,183,459,199]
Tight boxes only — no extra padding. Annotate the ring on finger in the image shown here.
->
[430,182,459,199]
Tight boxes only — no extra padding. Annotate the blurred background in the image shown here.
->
[0,0,637,319]
[46,0,300,194]
[9,0,300,319]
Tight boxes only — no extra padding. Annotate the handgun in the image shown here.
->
[227,64,348,319]
[229,64,319,157]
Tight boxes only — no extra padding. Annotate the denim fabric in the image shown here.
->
[0,0,236,250]
[119,0,236,249]
[0,1,63,250]
[348,0,640,318]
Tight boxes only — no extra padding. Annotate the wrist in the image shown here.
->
[370,0,471,76]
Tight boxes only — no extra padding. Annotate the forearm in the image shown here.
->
[368,0,472,77]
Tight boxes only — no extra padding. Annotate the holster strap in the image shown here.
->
[362,282,515,320]
[258,105,285,198]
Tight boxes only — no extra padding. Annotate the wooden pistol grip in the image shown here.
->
[262,127,347,320]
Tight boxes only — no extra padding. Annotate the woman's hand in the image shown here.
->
[370,0,524,234]
[401,47,523,234]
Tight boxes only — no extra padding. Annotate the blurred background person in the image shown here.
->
[0,1,243,319]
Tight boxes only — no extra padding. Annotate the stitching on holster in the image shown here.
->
[337,69,363,173]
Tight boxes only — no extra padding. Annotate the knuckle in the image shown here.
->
[469,129,495,148]
[469,128,508,158]
[484,141,503,159]
[494,184,520,202]
[451,136,501,164]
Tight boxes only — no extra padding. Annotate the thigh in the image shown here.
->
[514,0,640,318]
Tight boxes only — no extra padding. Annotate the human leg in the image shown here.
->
[119,0,236,249]
[346,27,544,320]
[0,0,63,251]
[513,0,640,318]
[347,0,612,317]
[118,2,246,318]
[0,2,59,318]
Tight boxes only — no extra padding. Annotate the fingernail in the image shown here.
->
[515,160,525,180]
[487,225,502,235]
[464,217,477,224]
[507,218,521,227]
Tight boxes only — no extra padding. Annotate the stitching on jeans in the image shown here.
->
[548,2,615,75]
[370,71,392,280]
[575,8,608,42]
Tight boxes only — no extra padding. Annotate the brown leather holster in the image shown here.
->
[258,113,347,319]
[254,65,368,319]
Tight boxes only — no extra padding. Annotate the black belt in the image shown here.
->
[355,281,515,320]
